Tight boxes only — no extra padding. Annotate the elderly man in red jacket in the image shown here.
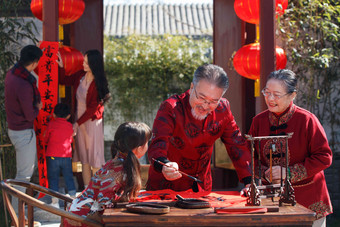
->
[147,64,251,192]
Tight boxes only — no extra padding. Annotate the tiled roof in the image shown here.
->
[104,4,213,38]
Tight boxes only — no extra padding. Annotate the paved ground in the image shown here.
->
[33,200,63,227]
[40,221,61,227]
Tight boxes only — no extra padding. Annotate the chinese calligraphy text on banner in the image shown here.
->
[34,41,59,195]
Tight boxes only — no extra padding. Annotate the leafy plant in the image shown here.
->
[278,0,340,151]
[104,34,212,129]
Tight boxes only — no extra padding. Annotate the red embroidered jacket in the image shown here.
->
[147,90,251,192]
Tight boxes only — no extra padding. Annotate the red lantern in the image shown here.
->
[275,47,287,70]
[59,45,84,76]
[234,0,288,24]
[30,0,85,25]
[233,42,287,80]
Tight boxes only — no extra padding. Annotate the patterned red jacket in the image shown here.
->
[147,90,251,191]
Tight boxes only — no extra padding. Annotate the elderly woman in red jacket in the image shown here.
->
[57,49,110,187]
[249,69,332,227]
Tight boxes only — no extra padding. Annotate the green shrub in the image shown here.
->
[104,34,212,125]
[279,0,340,151]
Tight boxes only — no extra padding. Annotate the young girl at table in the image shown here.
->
[64,122,151,227]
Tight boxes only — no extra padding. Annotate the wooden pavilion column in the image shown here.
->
[213,0,255,189]
[212,0,276,189]
[213,0,246,137]
[67,0,103,54]
[258,0,276,113]
[42,0,58,41]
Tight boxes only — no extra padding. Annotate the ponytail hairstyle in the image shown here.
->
[110,122,151,201]
[84,49,111,104]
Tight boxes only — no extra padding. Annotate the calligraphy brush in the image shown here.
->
[152,158,203,183]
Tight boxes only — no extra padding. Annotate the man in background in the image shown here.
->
[5,45,42,220]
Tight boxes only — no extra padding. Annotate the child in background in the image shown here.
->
[44,103,76,208]
[64,122,151,227]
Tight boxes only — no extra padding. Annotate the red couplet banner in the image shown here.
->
[34,41,59,195]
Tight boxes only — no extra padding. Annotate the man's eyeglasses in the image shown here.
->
[193,87,220,106]
[261,88,290,100]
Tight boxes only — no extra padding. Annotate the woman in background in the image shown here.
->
[58,49,110,187]
[249,69,332,227]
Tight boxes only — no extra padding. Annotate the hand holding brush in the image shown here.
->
[152,158,203,183]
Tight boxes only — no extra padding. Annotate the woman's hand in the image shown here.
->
[72,122,78,136]
[240,184,250,197]
[162,162,182,181]
[265,166,286,184]
[56,52,64,68]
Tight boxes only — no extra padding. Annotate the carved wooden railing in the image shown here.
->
[0,179,102,227]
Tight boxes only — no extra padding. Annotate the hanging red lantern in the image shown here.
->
[275,46,287,70]
[233,43,261,80]
[233,42,287,80]
[59,45,84,76]
[234,0,288,24]
[30,0,85,25]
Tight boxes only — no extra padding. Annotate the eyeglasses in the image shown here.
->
[261,88,290,100]
[193,87,220,106]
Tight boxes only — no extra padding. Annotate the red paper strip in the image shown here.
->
[34,41,59,197]
[136,190,247,208]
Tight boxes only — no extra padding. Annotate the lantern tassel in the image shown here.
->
[255,24,260,43]
[59,25,65,99]
[59,85,65,98]
[59,25,64,41]
[254,79,260,97]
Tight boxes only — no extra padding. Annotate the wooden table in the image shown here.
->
[102,199,315,226]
